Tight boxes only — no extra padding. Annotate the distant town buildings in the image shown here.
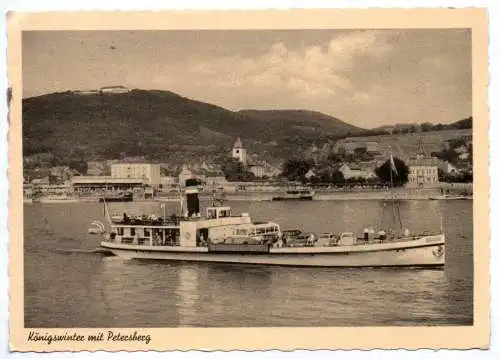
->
[87,161,109,176]
[229,137,277,178]
[111,162,161,188]
[71,176,145,193]
[453,145,470,160]
[159,175,178,189]
[249,165,265,178]
[407,139,439,187]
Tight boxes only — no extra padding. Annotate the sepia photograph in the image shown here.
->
[8,9,489,351]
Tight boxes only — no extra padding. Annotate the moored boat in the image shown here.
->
[38,194,79,203]
[429,194,472,200]
[271,187,315,201]
[99,191,134,203]
[96,177,445,268]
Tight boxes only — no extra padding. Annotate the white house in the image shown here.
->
[338,164,377,179]
[159,176,178,190]
[111,162,161,188]
[100,85,130,94]
[407,159,439,187]
[249,165,265,178]
[304,169,316,180]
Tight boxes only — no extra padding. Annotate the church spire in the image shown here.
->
[415,137,427,159]
[233,137,243,149]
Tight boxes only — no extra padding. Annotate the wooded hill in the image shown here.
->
[23,89,368,165]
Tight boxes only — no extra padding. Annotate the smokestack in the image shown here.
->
[185,178,200,217]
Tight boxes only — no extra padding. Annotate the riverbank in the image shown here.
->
[154,188,471,202]
[25,186,473,204]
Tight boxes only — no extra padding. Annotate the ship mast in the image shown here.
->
[385,149,403,237]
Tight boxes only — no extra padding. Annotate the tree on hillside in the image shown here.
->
[330,170,345,185]
[327,153,344,164]
[433,148,459,165]
[221,158,255,182]
[375,157,409,187]
[281,157,312,182]
[310,169,332,184]
[421,122,433,132]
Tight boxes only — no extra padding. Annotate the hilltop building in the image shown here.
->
[100,85,130,94]
[407,138,439,188]
[73,89,99,95]
[231,137,248,166]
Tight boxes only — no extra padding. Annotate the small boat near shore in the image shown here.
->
[96,173,445,268]
[37,194,79,203]
[271,187,315,201]
[429,194,472,200]
[98,191,134,203]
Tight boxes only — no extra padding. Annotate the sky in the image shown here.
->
[22,29,472,128]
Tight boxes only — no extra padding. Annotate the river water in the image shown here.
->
[24,200,473,327]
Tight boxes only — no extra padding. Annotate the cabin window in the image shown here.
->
[208,209,217,219]
[144,228,151,237]
[117,227,124,236]
[130,227,136,236]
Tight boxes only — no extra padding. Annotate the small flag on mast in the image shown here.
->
[390,153,398,175]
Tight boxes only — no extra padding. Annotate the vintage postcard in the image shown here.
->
[8,9,489,352]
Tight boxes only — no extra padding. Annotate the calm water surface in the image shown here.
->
[24,200,473,327]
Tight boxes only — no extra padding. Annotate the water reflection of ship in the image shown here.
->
[175,265,201,326]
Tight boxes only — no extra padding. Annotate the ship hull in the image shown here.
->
[100,234,445,267]
[271,196,314,201]
[98,197,133,203]
[38,198,79,203]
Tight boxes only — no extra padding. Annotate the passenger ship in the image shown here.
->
[97,179,445,268]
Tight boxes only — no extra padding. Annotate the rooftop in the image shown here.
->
[71,176,146,184]
[408,157,439,166]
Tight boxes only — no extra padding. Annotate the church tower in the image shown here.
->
[231,137,247,166]
[415,137,428,160]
